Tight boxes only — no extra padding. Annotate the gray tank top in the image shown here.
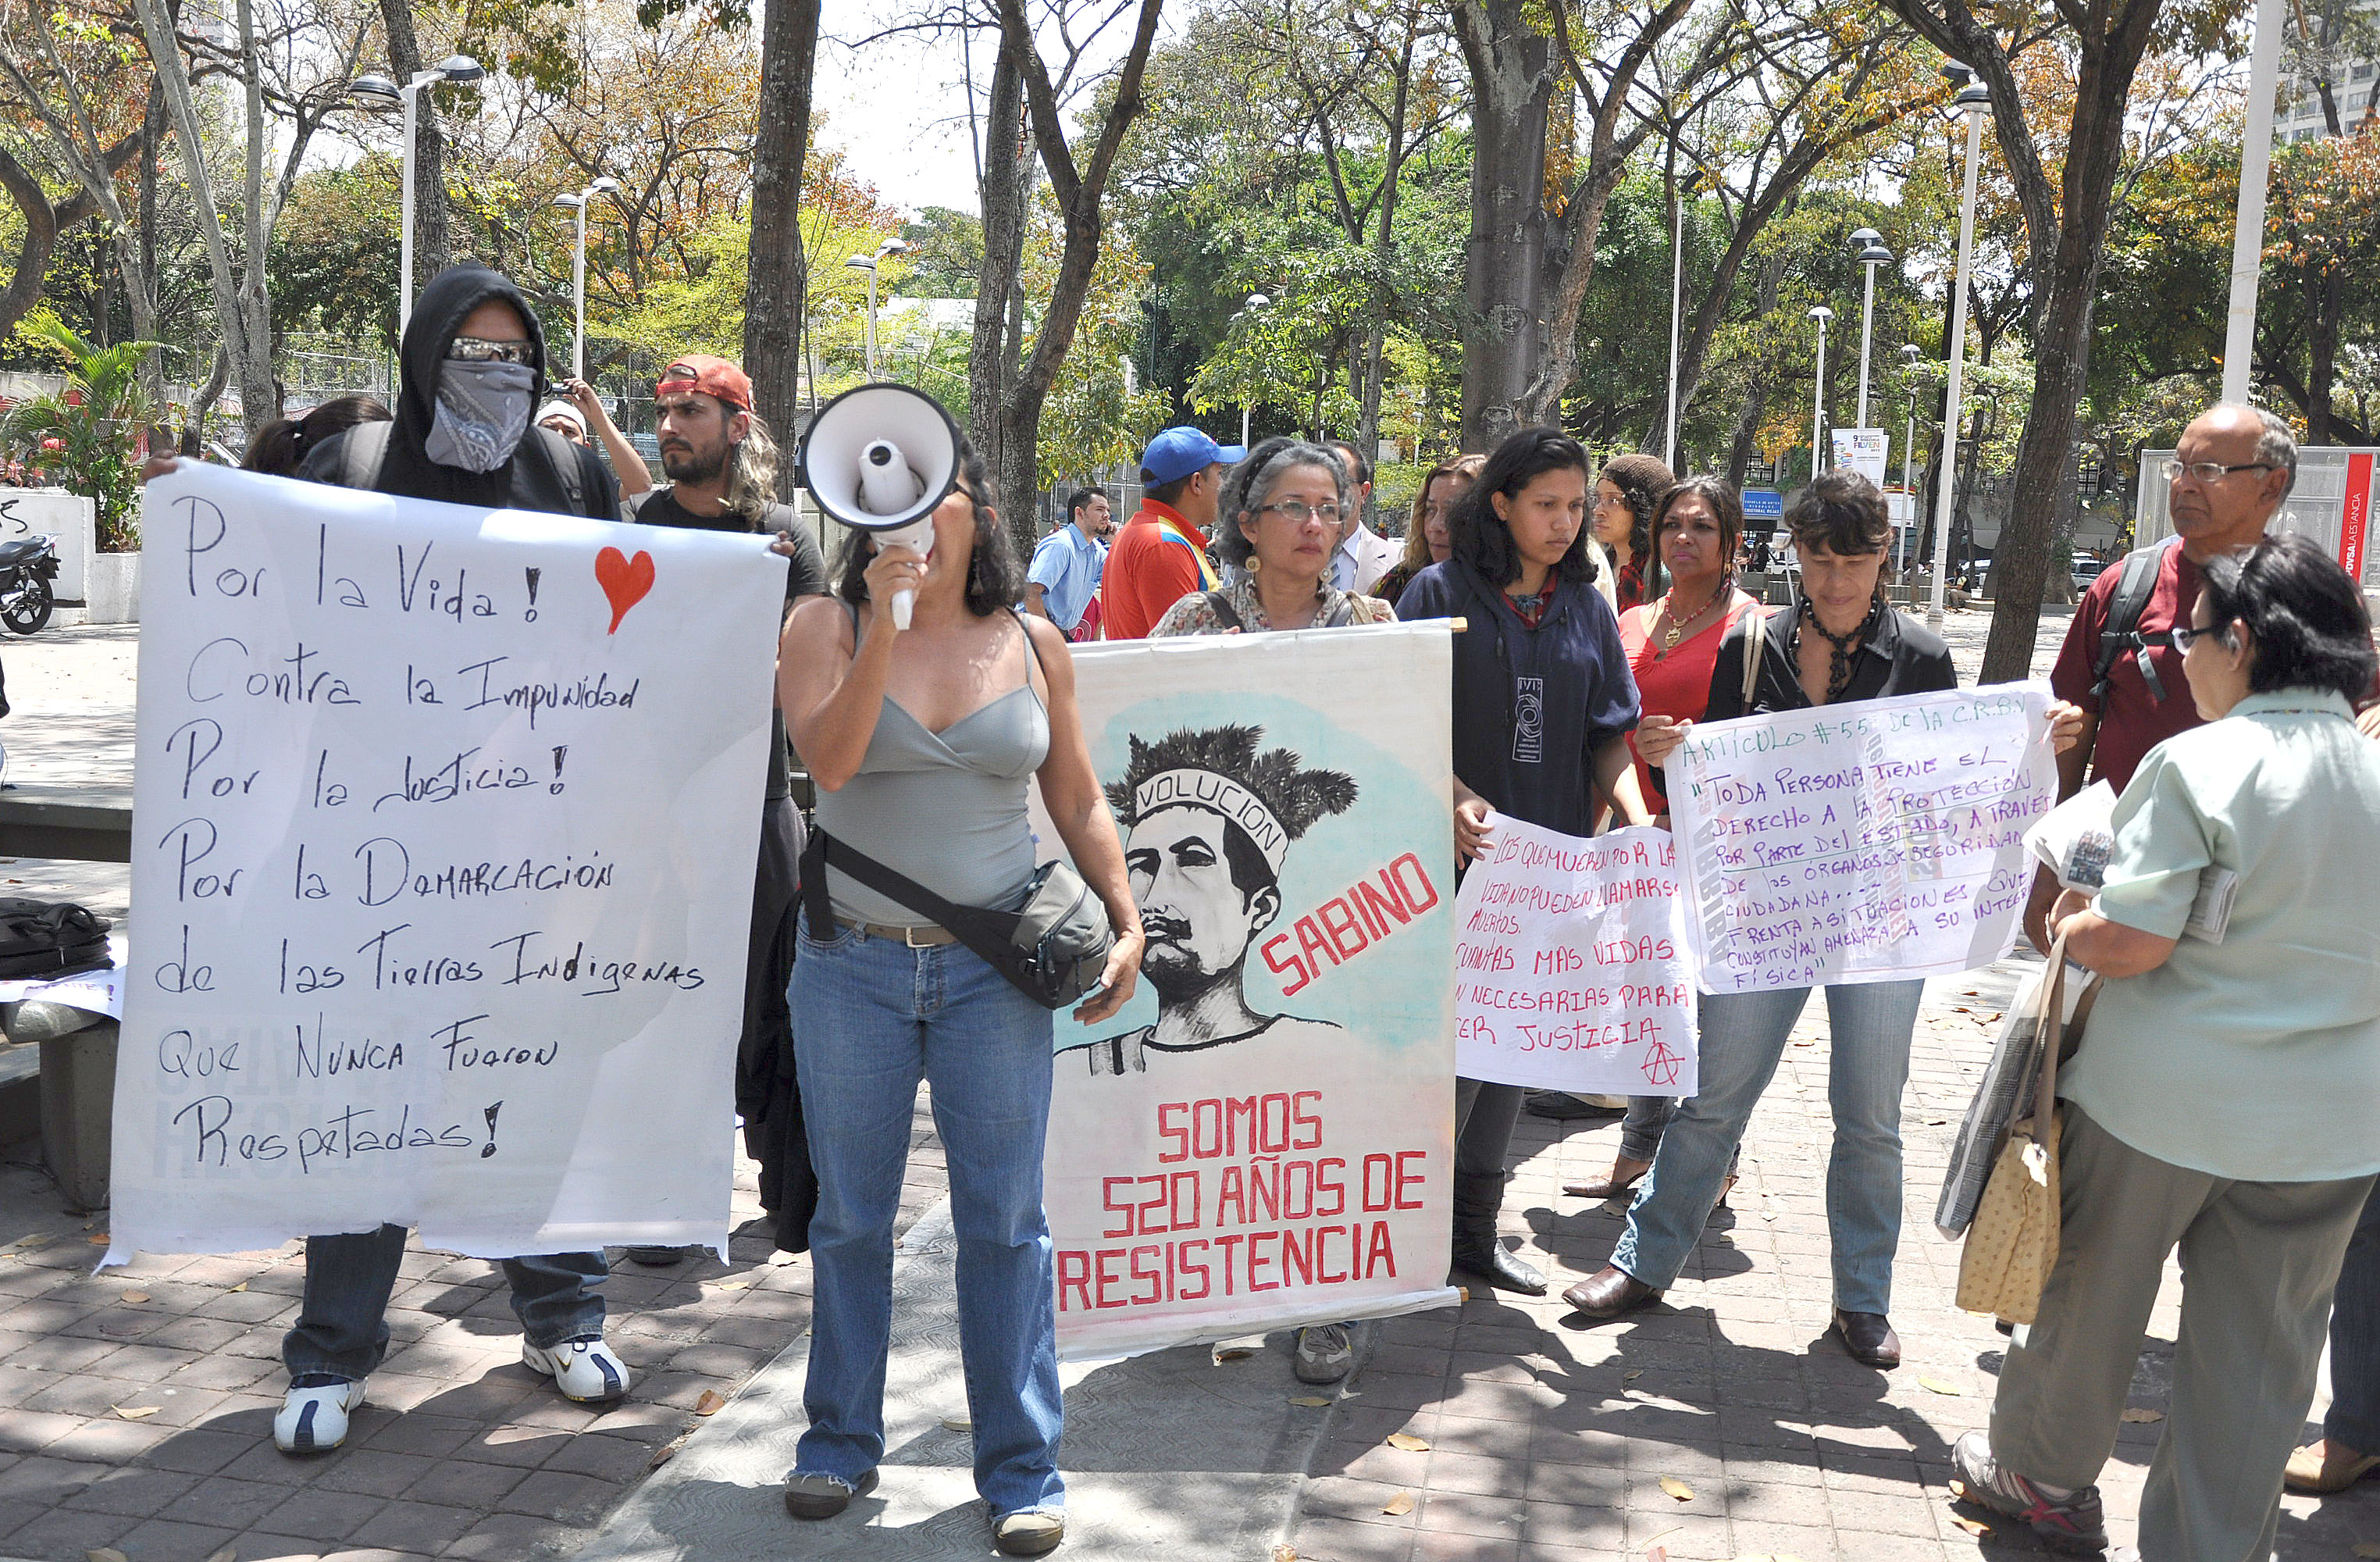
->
[812,612,1052,927]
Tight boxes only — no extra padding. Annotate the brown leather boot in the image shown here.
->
[1560,1266,1662,1318]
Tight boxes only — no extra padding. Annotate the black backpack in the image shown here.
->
[2089,540,2175,704]
[0,898,111,979]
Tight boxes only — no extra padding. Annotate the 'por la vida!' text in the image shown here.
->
[1060,1091,1426,1312]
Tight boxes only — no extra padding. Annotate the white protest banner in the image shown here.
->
[1666,683,2056,994]
[1036,624,1461,1360]
[1450,819,1695,1094]
[109,464,785,1261]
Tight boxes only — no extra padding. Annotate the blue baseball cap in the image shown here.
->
[1139,426,1245,487]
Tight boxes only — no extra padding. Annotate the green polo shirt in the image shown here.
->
[2060,688,2380,1182]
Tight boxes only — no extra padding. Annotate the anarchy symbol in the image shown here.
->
[1641,1036,1683,1088]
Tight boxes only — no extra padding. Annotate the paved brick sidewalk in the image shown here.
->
[1284,988,2380,1562]
[0,1099,946,1562]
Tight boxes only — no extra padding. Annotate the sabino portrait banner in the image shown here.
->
[108,464,785,1264]
[1035,623,1463,1361]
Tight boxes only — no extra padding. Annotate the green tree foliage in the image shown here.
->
[0,312,160,547]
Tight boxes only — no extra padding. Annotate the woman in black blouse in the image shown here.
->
[1562,473,2068,1371]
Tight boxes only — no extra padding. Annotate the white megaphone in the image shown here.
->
[797,382,963,630]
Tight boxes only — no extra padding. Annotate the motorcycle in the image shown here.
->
[0,533,59,635]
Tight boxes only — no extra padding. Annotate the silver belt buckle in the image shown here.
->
[904,925,941,948]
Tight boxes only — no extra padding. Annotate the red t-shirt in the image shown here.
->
[1619,590,1764,808]
[1100,499,1214,640]
[2049,542,2204,794]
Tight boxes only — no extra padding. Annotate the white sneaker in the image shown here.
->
[521,1336,632,1403]
[274,1377,365,1453]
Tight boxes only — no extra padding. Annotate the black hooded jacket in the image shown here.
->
[300,264,617,517]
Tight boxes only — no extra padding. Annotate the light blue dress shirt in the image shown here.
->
[1026,523,1107,632]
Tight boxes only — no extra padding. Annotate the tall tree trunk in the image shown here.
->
[2309,266,2343,444]
[969,43,1031,547]
[742,0,819,495]
[380,0,451,289]
[1452,0,1552,451]
[130,0,275,433]
[991,0,1163,542]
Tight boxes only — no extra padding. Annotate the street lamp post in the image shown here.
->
[1808,305,1833,483]
[351,55,484,340]
[843,237,910,380]
[1665,170,1694,470]
[1237,292,1270,446]
[1899,341,1922,576]
[1929,64,1991,631]
[1850,228,1894,430]
[551,177,622,381]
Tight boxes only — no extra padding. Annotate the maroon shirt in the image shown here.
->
[2050,541,2204,793]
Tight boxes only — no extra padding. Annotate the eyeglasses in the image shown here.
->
[2161,458,2274,484]
[1257,499,1342,526]
[2169,622,2226,652]
[446,337,536,365]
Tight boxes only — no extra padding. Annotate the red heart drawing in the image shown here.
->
[595,547,655,634]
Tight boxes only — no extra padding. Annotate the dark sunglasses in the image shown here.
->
[446,337,535,365]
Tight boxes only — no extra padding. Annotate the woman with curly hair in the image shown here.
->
[1592,453,1674,612]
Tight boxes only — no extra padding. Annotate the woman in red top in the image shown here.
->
[1567,474,1762,1204]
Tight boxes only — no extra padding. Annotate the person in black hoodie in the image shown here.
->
[298,263,617,517]
[1396,426,1644,1295]
[273,264,629,1453]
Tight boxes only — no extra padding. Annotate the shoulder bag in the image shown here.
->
[1953,929,2100,1324]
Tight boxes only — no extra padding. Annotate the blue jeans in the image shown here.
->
[1611,979,1923,1314]
[790,918,1064,1517]
[2327,1181,2380,1452]
[1618,1097,1740,1175]
[283,1224,607,1382]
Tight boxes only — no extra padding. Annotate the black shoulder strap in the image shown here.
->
[1202,590,1242,631]
[338,420,394,490]
[799,827,1015,970]
[2091,542,2172,703]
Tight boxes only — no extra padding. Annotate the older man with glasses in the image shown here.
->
[2024,403,2296,953]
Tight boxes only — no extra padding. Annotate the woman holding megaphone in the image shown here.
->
[777,398,1143,1557]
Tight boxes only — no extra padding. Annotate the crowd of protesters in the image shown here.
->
[149,256,2380,1562]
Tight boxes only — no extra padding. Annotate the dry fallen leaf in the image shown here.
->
[1623,1369,1643,1382]
[1918,1377,1963,1396]
[1211,1343,1257,1363]
[13,1233,52,1250]
[228,1281,248,1293]
[85,1550,130,1562]
[692,1390,727,1417]
[204,1549,237,1562]
[1381,1491,1416,1516]
[1384,1432,1430,1453]
[649,1432,689,1470]
[1271,1546,1297,1562]
[1287,1396,1331,1407]
[86,1233,109,1245]
[112,1405,160,1420]
[2120,1407,2164,1423]
[941,1415,972,1431]
[716,1281,749,1291]
[2350,1543,2380,1559]
[119,1292,150,1304]
[1658,1475,1695,1501]
[1951,1516,1991,1535]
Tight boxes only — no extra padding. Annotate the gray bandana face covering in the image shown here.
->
[426,359,536,472]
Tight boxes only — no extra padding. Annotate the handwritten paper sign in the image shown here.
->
[1037,625,1461,1359]
[1665,683,2055,994]
[107,464,785,1261]
[1449,818,1696,1093]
